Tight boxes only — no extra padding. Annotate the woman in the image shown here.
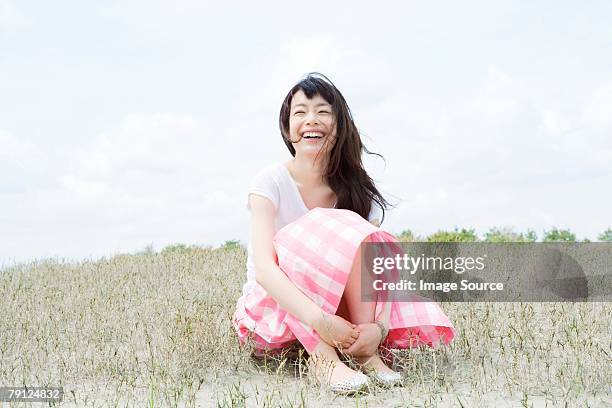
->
[233,72,455,395]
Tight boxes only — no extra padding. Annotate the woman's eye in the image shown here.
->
[294,111,305,115]
[319,111,330,114]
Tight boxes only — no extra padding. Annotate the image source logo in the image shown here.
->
[360,242,612,302]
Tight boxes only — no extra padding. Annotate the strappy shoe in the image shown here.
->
[329,371,370,395]
[355,355,403,388]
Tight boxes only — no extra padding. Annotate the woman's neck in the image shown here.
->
[288,155,327,186]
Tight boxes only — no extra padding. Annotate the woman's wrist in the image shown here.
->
[306,306,328,330]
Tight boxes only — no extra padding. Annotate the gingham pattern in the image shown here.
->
[232,207,455,354]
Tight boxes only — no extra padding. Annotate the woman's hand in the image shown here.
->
[312,312,360,350]
[343,323,381,357]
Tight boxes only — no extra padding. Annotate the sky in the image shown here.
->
[1,0,611,267]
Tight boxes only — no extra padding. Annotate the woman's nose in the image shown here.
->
[305,112,319,124]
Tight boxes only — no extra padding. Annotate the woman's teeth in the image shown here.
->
[303,132,323,139]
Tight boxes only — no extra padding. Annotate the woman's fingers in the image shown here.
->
[344,342,359,356]
[336,334,355,347]
[338,337,353,348]
[323,315,362,349]
[337,332,357,348]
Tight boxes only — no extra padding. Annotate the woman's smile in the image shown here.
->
[302,130,325,143]
[302,131,324,139]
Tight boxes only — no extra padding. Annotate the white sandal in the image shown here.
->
[356,355,403,388]
[329,371,370,395]
[309,359,370,396]
[368,370,403,388]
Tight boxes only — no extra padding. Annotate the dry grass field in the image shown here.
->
[0,245,610,407]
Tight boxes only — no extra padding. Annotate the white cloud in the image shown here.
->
[0,130,46,194]
[57,113,244,226]
[582,81,612,131]
[538,81,612,172]
[352,66,612,239]
[1,114,251,266]
[0,0,27,32]
[469,65,520,119]
[2,8,611,267]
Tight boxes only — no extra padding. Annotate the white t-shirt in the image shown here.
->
[242,161,384,296]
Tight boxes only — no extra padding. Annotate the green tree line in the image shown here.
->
[396,227,612,243]
[151,227,612,255]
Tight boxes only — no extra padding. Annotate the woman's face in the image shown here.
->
[288,89,336,157]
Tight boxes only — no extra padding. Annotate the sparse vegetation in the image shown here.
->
[1,229,610,406]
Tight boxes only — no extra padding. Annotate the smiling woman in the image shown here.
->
[232,72,455,396]
[286,97,333,143]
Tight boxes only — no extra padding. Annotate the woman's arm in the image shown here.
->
[249,194,359,348]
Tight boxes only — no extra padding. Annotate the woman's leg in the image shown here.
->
[340,235,397,374]
[309,337,361,384]
[341,235,376,324]
[335,291,351,322]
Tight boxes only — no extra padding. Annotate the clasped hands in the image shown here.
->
[313,312,383,357]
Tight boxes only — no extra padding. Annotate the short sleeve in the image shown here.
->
[368,200,384,224]
[245,166,280,211]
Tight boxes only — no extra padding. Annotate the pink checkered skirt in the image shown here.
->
[232,207,455,354]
